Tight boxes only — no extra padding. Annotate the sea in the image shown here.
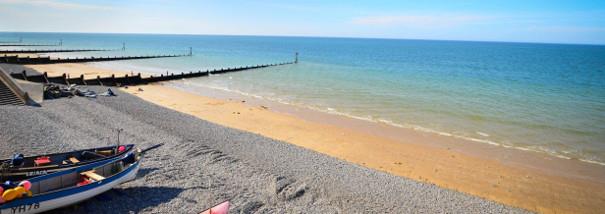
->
[1,32,604,165]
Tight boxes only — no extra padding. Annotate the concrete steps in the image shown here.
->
[0,78,25,105]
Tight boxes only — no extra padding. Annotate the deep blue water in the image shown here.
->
[2,32,604,164]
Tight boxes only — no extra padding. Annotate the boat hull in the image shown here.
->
[0,161,139,214]
[1,145,135,182]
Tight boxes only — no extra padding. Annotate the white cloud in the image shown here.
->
[352,14,491,28]
[0,0,114,11]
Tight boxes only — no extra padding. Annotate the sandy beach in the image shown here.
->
[124,85,605,214]
[7,63,602,213]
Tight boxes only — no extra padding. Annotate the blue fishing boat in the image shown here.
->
[0,149,140,214]
[0,144,135,182]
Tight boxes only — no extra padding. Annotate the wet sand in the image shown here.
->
[25,63,605,213]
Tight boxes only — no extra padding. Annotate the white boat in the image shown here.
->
[0,150,140,214]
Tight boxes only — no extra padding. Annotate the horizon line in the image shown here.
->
[1,30,603,46]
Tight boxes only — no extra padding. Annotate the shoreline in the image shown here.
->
[0,81,527,213]
[172,80,605,167]
[167,81,605,180]
[28,63,605,213]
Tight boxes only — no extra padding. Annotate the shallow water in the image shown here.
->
[2,32,604,164]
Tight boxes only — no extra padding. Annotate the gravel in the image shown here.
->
[0,86,529,213]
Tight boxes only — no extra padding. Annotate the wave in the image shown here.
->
[173,80,605,166]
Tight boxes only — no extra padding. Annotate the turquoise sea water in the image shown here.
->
[2,32,604,164]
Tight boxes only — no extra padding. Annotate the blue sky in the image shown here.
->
[0,0,604,44]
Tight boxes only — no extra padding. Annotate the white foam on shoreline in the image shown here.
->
[173,80,605,167]
[476,131,490,137]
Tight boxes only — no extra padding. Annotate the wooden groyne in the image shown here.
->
[0,37,22,43]
[0,43,60,47]
[10,61,295,86]
[0,53,191,64]
[0,39,60,46]
[0,49,117,54]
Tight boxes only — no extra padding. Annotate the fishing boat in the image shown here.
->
[0,144,135,182]
[0,149,140,214]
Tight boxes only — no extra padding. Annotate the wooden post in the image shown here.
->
[80,74,86,85]
[21,70,28,81]
[97,75,103,86]
[62,73,68,85]
[125,74,131,85]
[43,72,49,83]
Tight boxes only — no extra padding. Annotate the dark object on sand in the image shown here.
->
[0,144,135,182]
[140,143,164,154]
[43,84,97,99]
[43,84,71,99]
[99,88,116,97]
[9,154,24,167]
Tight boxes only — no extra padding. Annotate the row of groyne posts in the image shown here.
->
[0,39,61,46]
[0,45,188,64]
[0,53,188,64]
[1,38,300,86]
[0,48,120,54]
[10,60,296,87]
[0,37,23,43]
[0,42,127,54]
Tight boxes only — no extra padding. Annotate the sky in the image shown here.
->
[0,0,604,44]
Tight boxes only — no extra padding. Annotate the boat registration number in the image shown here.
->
[25,170,47,177]
[5,203,40,214]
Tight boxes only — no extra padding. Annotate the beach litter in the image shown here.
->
[99,88,117,97]
[43,84,95,99]
[43,84,116,99]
